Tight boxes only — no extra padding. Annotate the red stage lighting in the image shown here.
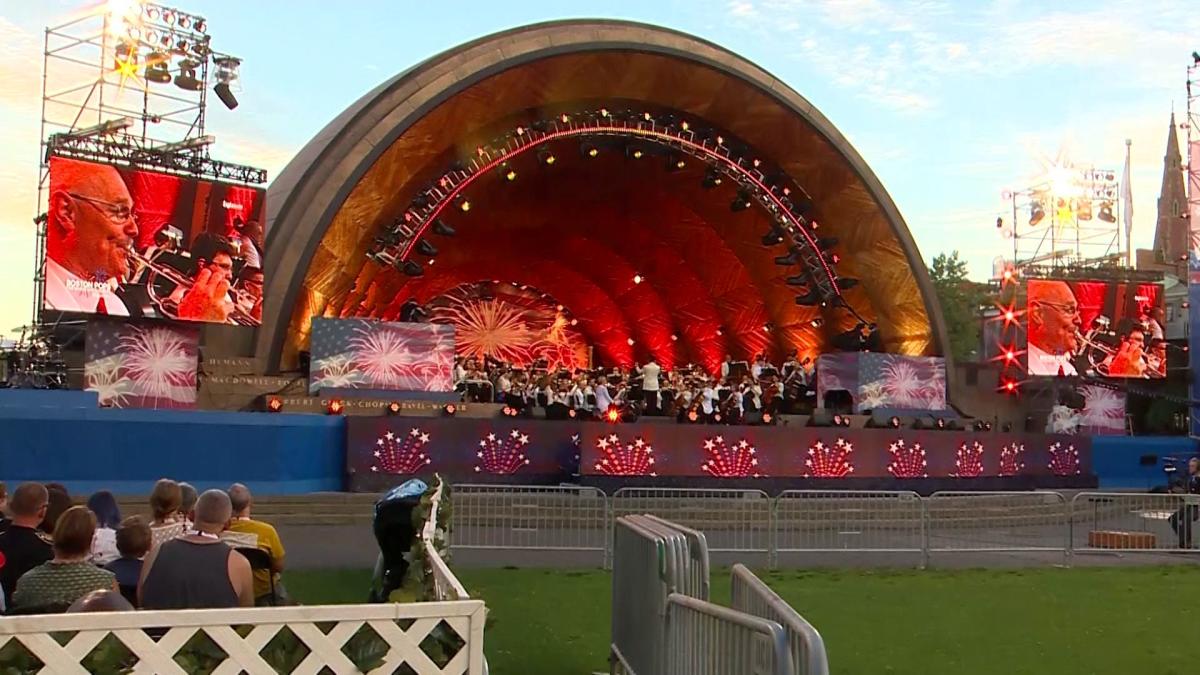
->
[889,416,901,428]
[713,413,723,423]
[266,396,283,413]
[386,401,401,416]
[443,403,457,417]
[832,414,844,427]
[606,408,621,423]
[762,413,773,425]
[999,379,1020,395]
[569,409,577,418]
[687,410,699,423]
[327,399,344,415]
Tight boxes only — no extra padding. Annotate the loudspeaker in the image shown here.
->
[214,82,238,110]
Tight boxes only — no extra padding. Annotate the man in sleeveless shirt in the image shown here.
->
[138,489,253,609]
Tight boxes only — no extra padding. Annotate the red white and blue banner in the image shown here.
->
[816,353,947,412]
[84,318,199,409]
[309,318,455,394]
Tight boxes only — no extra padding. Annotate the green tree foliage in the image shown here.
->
[928,251,990,363]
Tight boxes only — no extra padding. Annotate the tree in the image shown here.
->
[928,251,989,363]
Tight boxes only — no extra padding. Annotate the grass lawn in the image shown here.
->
[285,565,1197,675]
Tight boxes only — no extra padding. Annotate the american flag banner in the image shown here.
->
[856,353,947,412]
[84,318,199,409]
[815,353,859,407]
[309,318,455,395]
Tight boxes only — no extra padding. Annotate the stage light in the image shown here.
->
[1097,201,1116,223]
[786,275,807,287]
[387,401,402,416]
[443,403,457,417]
[889,415,901,428]
[633,274,643,285]
[715,327,723,336]
[173,37,189,55]
[1030,201,1045,226]
[713,412,723,423]
[174,59,202,91]
[761,413,773,425]
[415,239,438,257]
[763,323,773,333]
[194,18,207,33]
[838,278,859,290]
[832,414,845,427]
[213,56,241,110]
[762,232,785,246]
[627,337,635,346]
[667,154,686,171]
[457,198,471,212]
[538,148,556,165]
[606,408,621,423]
[1193,51,1200,64]
[145,52,172,83]
[581,142,599,158]
[817,236,838,250]
[327,399,345,415]
[626,146,644,160]
[829,253,841,264]
[266,396,283,413]
[400,260,424,277]
[1003,348,1018,364]
[502,164,517,181]
[774,249,799,266]
[935,417,946,430]
[432,219,456,237]
[1000,379,1019,395]
[687,409,699,423]
[731,192,752,212]
[794,289,822,306]
[810,318,823,328]
[642,111,653,121]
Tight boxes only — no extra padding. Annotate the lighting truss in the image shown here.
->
[369,108,845,303]
[45,133,266,184]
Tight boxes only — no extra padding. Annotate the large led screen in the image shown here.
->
[42,156,265,325]
[1025,278,1163,378]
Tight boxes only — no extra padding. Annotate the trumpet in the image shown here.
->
[1074,327,1117,376]
[126,247,259,326]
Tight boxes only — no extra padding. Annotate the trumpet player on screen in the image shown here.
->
[1026,280,1081,376]
[44,159,136,315]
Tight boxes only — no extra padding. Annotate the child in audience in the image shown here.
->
[105,516,152,607]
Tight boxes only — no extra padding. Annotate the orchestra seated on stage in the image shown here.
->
[452,351,817,424]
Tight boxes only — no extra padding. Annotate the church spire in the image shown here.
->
[1152,113,1187,262]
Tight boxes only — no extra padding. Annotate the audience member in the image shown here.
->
[86,490,122,565]
[0,483,52,609]
[105,516,151,606]
[227,483,286,605]
[12,506,116,612]
[139,489,253,609]
[41,484,72,536]
[68,589,134,613]
[0,482,9,533]
[148,479,185,548]
[178,482,199,528]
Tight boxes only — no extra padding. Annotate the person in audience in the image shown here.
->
[139,489,253,609]
[85,491,122,565]
[68,589,134,613]
[12,506,116,612]
[0,483,52,609]
[148,478,185,548]
[0,482,10,533]
[41,484,72,536]
[105,516,151,606]
[226,483,286,605]
[179,482,199,524]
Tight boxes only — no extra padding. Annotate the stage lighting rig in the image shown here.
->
[730,191,753,212]
[774,248,799,266]
[213,55,241,110]
[702,167,723,188]
[431,219,456,237]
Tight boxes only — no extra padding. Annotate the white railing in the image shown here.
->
[0,602,487,675]
[425,478,470,601]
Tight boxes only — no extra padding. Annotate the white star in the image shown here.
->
[634,438,644,448]
[409,428,420,437]
[385,431,395,440]
[377,438,384,446]
[519,434,529,445]
[737,440,748,449]
[479,440,487,447]
[373,450,381,458]
[510,429,520,439]
[420,433,430,444]
[715,435,724,445]
[703,439,715,451]
[598,437,610,450]
[487,433,496,441]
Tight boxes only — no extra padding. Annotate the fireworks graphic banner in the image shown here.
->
[1078,385,1126,435]
[857,353,947,412]
[84,318,199,409]
[309,317,455,394]
[815,353,859,411]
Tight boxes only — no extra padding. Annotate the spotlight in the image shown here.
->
[670,334,678,341]
[1097,201,1116,223]
[173,59,203,91]
[627,337,635,346]
[666,154,686,171]
[501,164,517,181]
[327,399,345,415]
[1030,201,1045,226]
[387,401,402,416]
[786,275,808,287]
[762,230,785,246]
[443,403,457,417]
[606,408,621,423]
[145,52,172,84]
[212,56,241,110]
[626,145,645,160]
[761,413,773,425]
[774,249,799,266]
[113,40,137,72]
[935,417,946,430]
[829,253,841,264]
[837,278,859,290]
[713,413,723,423]
[763,323,773,333]
[414,239,437,257]
[432,219,456,237]
[730,192,752,212]
[1001,422,1013,432]
[810,318,823,328]
[702,168,723,189]
[400,260,424,277]
[1000,379,1019,395]
[832,414,845,427]
[537,148,556,165]
[569,408,578,418]
[889,415,901,428]
[633,274,643,284]
[581,142,599,158]
[794,289,822,306]
[266,396,283,413]
[817,237,838,250]
[194,18,206,33]
[457,197,471,212]
[687,409,700,423]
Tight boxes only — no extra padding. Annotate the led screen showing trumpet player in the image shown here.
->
[1024,278,1164,378]
[42,156,266,325]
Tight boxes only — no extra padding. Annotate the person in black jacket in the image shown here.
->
[1169,457,1200,548]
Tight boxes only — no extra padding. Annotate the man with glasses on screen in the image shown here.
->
[1027,280,1081,376]
[44,160,137,315]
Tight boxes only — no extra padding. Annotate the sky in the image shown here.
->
[0,0,1196,336]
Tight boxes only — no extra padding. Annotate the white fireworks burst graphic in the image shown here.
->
[882,360,925,408]
[119,325,195,400]
[858,381,886,410]
[349,326,418,387]
[311,354,367,390]
[443,299,536,364]
[1079,385,1125,432]
[85,357,135,408]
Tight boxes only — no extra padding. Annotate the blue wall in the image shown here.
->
[1092,436,1199,490]
[0,406,345,495]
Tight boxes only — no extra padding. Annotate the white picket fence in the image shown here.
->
[425,479,470,601]
[0,602,487,674]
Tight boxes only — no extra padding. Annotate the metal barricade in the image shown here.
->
[611,515,690,675]
[450,484,609,566]
[665,593,791,675]
[773,490,924,566]
[612,488,772,557]
[640,514,711,601]
[1070,492,1200,554]
[730,564,829,675]
[925,491,1069,562]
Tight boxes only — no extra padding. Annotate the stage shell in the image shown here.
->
[256,20,950,375]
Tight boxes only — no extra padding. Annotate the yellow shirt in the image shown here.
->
[228,518,284,599]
